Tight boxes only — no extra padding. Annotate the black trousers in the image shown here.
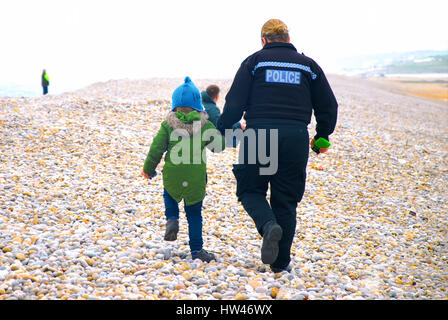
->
[232,121,309,269]
[43,86,48,95]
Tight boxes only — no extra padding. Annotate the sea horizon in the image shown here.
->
[2,72,448,98]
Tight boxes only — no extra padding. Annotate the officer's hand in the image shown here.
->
[310,138,330,155]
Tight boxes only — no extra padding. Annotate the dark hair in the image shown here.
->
[264,32,289,42]
[206,85,220,100]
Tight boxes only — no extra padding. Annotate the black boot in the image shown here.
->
[261,221,282,264]
[270,264,292,273]
[164,219,179,241]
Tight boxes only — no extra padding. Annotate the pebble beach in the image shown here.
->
[0,75,447,300]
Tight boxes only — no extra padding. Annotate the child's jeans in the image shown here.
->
[163,188,203,253]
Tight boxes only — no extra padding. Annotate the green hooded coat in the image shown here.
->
[143,110,225,206]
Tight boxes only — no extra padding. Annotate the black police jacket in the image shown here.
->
[217,42,338,141]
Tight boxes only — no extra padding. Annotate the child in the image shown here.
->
[141,77,225,263]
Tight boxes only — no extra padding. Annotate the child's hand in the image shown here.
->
[142,170,158,180]
[141,171,150,179]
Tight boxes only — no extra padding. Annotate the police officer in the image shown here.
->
[217,19,338,273]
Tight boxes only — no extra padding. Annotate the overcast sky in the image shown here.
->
[1,0,447,92]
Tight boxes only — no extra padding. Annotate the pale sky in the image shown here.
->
[1,0,447,93]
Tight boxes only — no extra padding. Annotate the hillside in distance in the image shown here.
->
[381,54,448,74]
[336,50,448,76]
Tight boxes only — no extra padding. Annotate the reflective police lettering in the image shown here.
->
[265,69,301,85]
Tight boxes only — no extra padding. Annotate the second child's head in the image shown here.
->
[206,85,220,102]
[171,77,204,113]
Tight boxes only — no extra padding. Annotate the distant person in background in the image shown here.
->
[201,85,245,147]
[41,69,49,95]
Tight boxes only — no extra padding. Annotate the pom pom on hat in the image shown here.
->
[171,76,204,112]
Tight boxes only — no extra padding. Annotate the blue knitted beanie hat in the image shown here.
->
[171,76,204,112]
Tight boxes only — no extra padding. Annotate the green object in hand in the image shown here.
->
[312,137,331,154]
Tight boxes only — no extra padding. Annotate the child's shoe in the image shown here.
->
[164,219,179,241]
[191,249,216,263]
